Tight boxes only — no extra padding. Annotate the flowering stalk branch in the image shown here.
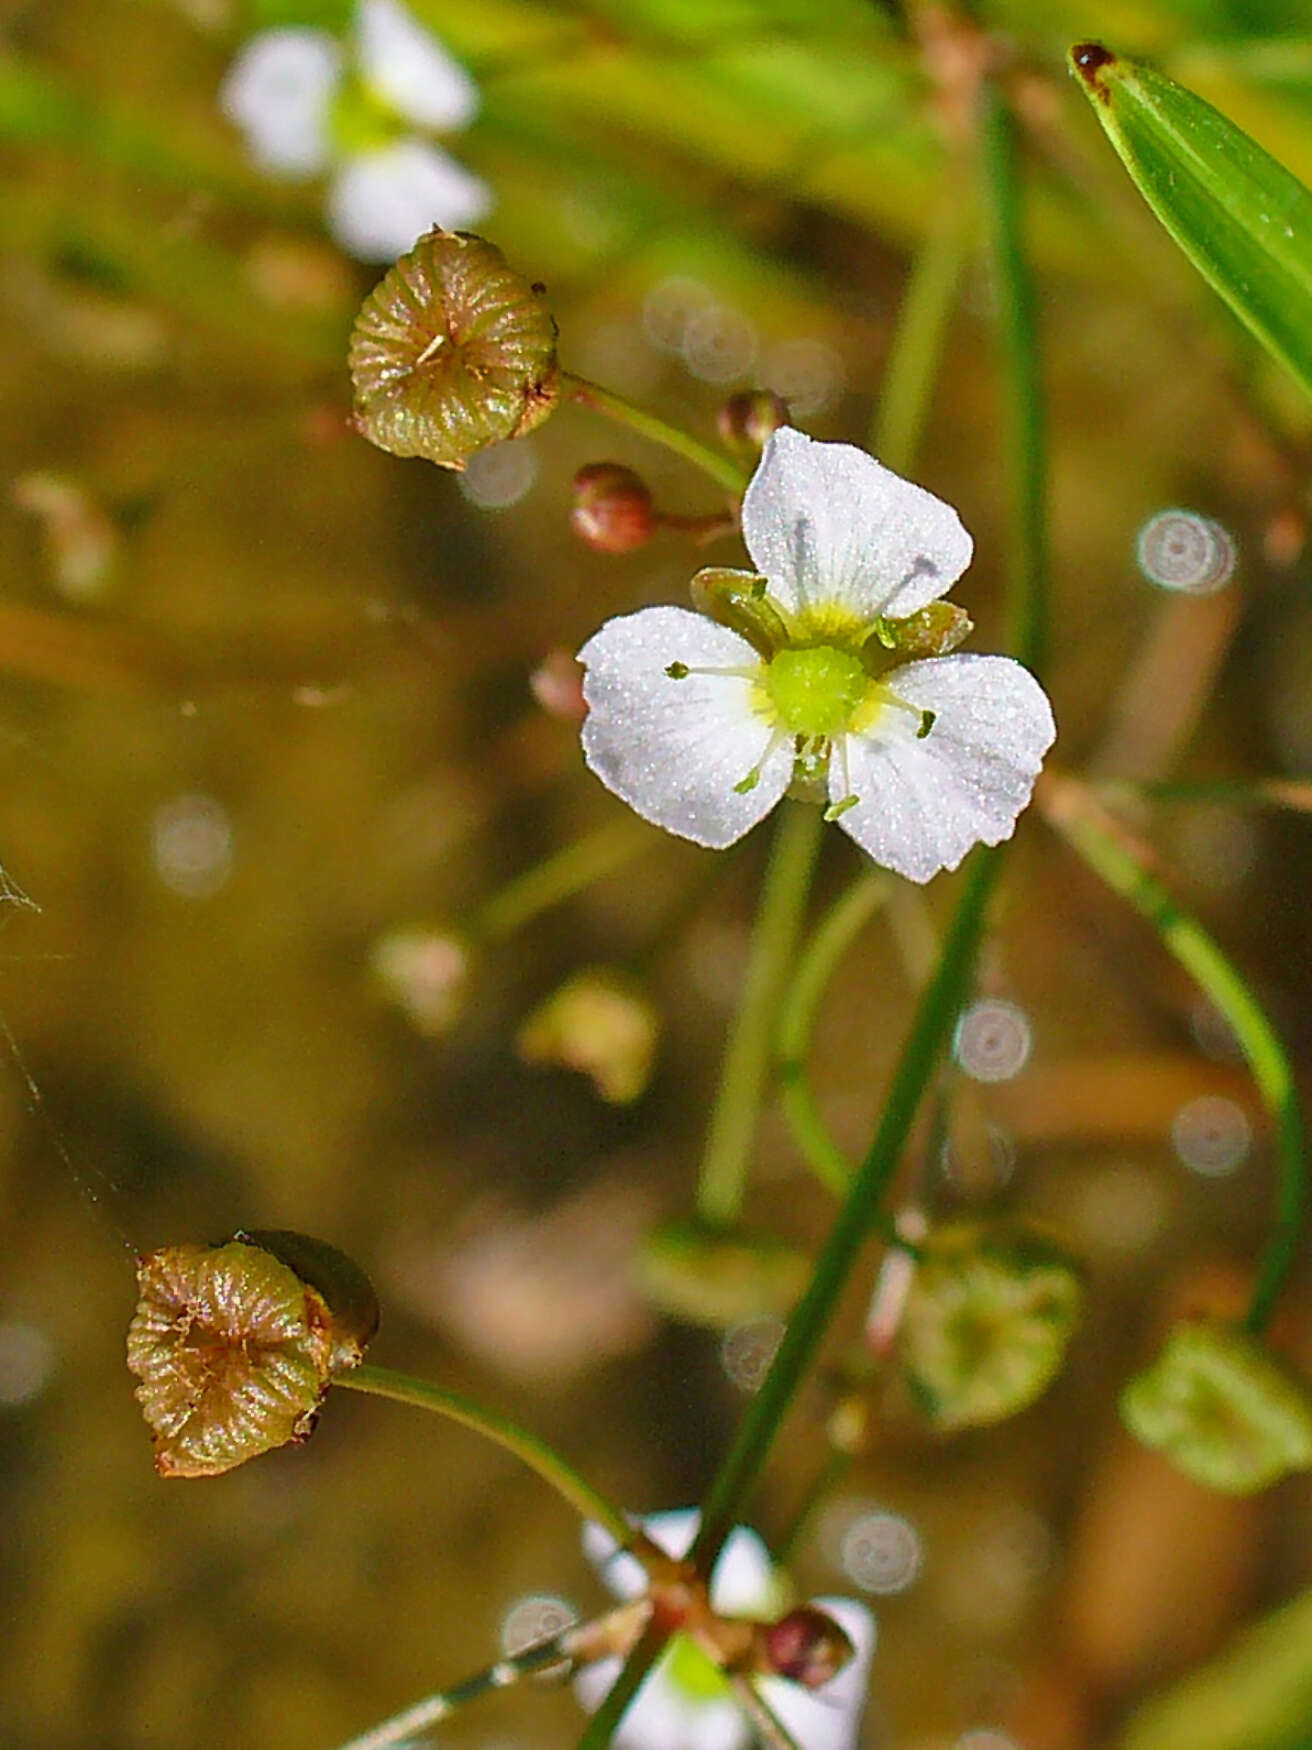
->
[1038,771,1308,1336]
[691,845,1002,1574]
[562,373,750,497]
[477,816,653,940]
[775,869,891,1195]
[697,801,826,1224]
[338,1364,632,1544]
[979,83,1049,675]
[573,1618,672,1750]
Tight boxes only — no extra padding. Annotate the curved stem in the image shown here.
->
[338,1364,630,1544]
[1039,772,1308,1335]
[775,870,892,1195]
[477,817,652,941]
[696,802,826,1225]
[979,84,1049,676]
[562,373,749,497]
[691,847,1002,1574]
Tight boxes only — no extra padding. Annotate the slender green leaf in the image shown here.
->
[1069,41,1312,402]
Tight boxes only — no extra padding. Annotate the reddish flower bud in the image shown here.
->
[759,1605,855,1687]
[717,391,790,456]
[570,463,656,554]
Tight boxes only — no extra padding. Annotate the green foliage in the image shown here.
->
[1070,42,1312,403]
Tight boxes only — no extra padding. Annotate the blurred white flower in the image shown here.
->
[578,428,1055,883]
[576,1508,876,1750]
[220,0,491,261]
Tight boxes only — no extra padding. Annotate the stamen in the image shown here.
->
[665,661,760,681]
[917,709,936,739]
[735,726,790,796]
[414,331,447,366]
[824,736,859,820]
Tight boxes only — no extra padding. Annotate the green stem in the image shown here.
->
[477,817,652,941]
[562,373,749,497]
[979,85,1048,675]
[1096,776,1312,813]
[696,801,825,1225]
[691,848,1002,1574]
[574,1619,671,1750]
[1040,775,1307,1335]
[775,870,891,1195]
[338,1364,630,1544]
[871,194,966,471]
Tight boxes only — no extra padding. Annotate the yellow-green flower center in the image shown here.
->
[761,644,870,738]
[329,75,406,157]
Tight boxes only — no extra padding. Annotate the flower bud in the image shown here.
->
[872,600,973,659]
[898,1221,1083,1429]
[570,463,656,554]
[515,965,658,1104]
[717,390,790,456]
[758,1605,855,1687]
[689,567,789,658]
[1120,1319,1312,1493]
[371,927,472,1036]
[349,230,558,470]
[127,1231,378,1478]
[637,1219,809,1328]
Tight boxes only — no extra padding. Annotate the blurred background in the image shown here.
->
[3,1,1312,1746]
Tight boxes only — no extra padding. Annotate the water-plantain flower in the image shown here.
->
[220,0,491,262]
[578,428,1055,883]
[576,1509,875,1750]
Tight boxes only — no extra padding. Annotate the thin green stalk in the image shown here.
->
[477,817,652,941]
[691,847,1001,1573]
[775,870,891,1195]
[562,373,749,497]
[338,1365,630,1544]
[1097,776,1312,814]
[871,195,965,471]
[574,1619,671,1750]
[697,802,826,1225]
[1040,774,1307,1335]
[979,85,1048,675]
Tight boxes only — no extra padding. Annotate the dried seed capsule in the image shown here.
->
[570,463,656,554]
[1120,1319,1312,1493]
[349,230,558,470]
[898,1220,1083,1429]
[126,1232,378,1478]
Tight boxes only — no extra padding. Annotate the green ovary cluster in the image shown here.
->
[759,644,875,739]
[330,77,406,156]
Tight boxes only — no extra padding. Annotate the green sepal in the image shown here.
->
[873,601,972,659]
[1120,1318,1312,1494]
[689,568,789,658]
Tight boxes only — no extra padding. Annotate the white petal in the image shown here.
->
[835,654,1055,883]
[758,1599,876,1750]
[742,427,972,624]
[707,1525,776,1617]
[574,1650,750,1750]
[579,607,791,850]
[326,140,492,261]
[356,0,480,130]
[582,1518,649,1601]
[220,29,340,177]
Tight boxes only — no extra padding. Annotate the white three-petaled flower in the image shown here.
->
[578,428,1056,883]
[575,1509,876,1750]
[220,0,491,261]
